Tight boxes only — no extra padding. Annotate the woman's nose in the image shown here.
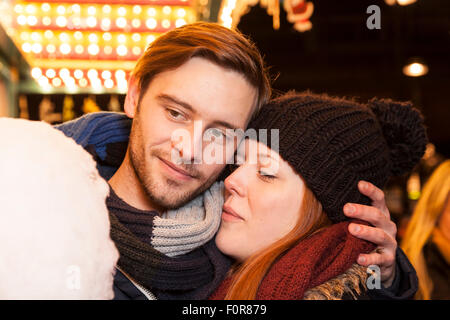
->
[224,166,247,197]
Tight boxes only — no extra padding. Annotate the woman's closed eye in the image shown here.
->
[258,169,277,181]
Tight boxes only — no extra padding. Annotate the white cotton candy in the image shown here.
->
[0,118,119,299]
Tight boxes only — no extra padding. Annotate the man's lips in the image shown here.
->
[158,157,196,179]
[222,204,244,221]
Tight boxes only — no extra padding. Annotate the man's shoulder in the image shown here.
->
[54,111,131,147]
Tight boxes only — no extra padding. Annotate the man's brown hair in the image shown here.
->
[132,22,271,113]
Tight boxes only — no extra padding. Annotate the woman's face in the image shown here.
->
[215,139,306,262]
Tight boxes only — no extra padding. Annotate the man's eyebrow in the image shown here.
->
[158,93,240,130]
[157,94,195,113]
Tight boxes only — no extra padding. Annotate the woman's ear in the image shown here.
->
[124,75,140,119]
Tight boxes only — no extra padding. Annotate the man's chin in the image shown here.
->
[144,184,202,210]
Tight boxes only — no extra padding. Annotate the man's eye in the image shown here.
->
[167,109,185,120]
[211,128,223,137]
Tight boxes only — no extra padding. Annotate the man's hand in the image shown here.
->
[343,180,398,288]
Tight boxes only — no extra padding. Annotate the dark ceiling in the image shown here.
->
[237,0,450,157]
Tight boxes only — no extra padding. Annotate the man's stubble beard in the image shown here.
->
[128,115,221,211]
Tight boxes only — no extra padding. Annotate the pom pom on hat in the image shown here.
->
[368,98,428,176]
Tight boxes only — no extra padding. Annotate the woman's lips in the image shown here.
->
[158,157,195,181]
[222,204,244,222]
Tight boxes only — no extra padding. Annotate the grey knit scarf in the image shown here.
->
[153,181,224,256]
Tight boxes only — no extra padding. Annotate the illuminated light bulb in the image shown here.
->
[72,4,81,14]
[26,4,36,14]
[46,44,56,54]
[74,69,84,79]
[163,6,171,15]
[31,32,41,42]
[116,45,128,56]
[41,3,51,12]
[116,17,127,29]
[17,15,27,26]
[64,77,75,86]
[79,78,88,87]
[146,18,157,30]
[31,67,42,79]
[102,5,111,14]
[104,46,113,55]
[132,33,141,42]
[27,16,38,26]
[59,44,71,55]
[87,17,97,28]
[75,45,84,54]
[88,6,96,15]
[403,62,428,77]
[88,33,98,43]
[20,32,29,41]
[147,8,156,16]
[162,19,171,29]
[118,7,127,16]
[101,70,112,79]
[87,69,98,79]
[56,16,68,27]
[38,76,49,87]
[115,70,126,79]
[117,34,127,43]
[133,5,142,14]
[118,79,128,92]
[59,68,70,80]
[88,44,100,56]
[132,46,142,56]
[32,43,43,54]
[397,0,417,5]
[44,30,54,39]
[72,17,81,27]
[42,17,52,26]
[177,8,186,18]
[14,4,24,14]
[52,78,62,87]
[146,35,155,44]
[103,33,112,41]
[46,69,56,78]
[104,78,114,89]
[57,5,66,15]
[22,43,32,53]
[101,18,111,30]
[176,19,187,28]
[74,31,83,40]
[59,32,70,42]
[131,19,141,28]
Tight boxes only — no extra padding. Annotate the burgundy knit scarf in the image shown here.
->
[210,220,375,300]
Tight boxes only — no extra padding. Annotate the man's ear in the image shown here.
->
[124,75,140,118]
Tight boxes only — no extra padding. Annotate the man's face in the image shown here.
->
[127,57,257,210]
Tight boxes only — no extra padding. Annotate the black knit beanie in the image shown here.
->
[247,91,428,223]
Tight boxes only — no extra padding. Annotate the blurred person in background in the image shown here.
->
[401,160,450,300]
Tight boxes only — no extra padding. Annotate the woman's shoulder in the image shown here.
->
[304,264,369,300]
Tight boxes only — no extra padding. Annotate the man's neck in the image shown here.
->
[108,150,161,212]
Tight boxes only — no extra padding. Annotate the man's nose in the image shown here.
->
[171,121,203,164]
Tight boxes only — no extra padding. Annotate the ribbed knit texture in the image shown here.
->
[210,220,376,300]
[107,183,231,299]
[248,91,427,223]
